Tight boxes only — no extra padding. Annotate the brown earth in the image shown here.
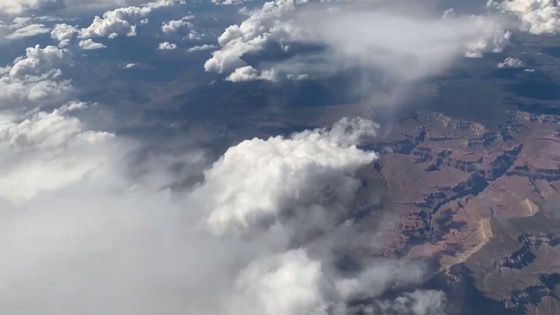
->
[358,110,560,314]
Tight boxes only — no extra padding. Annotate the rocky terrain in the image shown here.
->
[359,109,560,314]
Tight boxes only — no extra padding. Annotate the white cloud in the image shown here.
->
[204,0,300,74]
[5,23,50,39]
[364,290,447,315]
[0,0,179,17]
[335,260,426,301]
[205,0,510,83]
[194,117,377,236]
[79,5,152,39]
[187,43,217,52]
[161,14,204,40]
[492,0,560,34]
[0,107,444,315]
[0,45,71,105]
[0,108,126,201]
[0,72,70,105]
[157,41,177,49]
[0,2,457,314]
[7,45,67,77]
[293,7,510,79]
[497,56,525,68]
[230,250,438,315]
[226,65,277,81]
[79,38,106,49]
[212,0,245,4]
[0,17,53,42]
[462,16,511,58]
[64,0,184,46]
[51,23,79,47]
[230,249,334,315]
[161,15,193,33]
[0,0,62,16]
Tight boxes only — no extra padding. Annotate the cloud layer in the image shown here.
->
[0,45,445,313]
[492,0,560,34]
[205,0,511,84]
[6,0,560,313]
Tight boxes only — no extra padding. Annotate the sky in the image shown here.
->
[0,0,559,314]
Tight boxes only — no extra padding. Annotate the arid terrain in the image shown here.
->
[358,109,560,314]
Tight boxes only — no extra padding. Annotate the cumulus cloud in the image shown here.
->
[79,38,106,49]
[7,45,67,77]
[205,0,510,86]
[51,23,79,47]
[227,250,434,315]
[0,107,127,201]
[357,290,447,315]
[204,0,299,74]
[0,45,71,105]
[0,0,62,16]
[157,41,177,49]
[79,5,152,39]
[161,14,204,40]
[226,65,277,81]
[0,103,444,315]
[497,56,525,68]
[161,15,193,33]
[195,116,377,235]
[46,0,183,49]
[491,0,560,34]
[229,249,333,315]
[187,43,217,52]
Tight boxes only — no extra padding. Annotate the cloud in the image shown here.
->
[161,15,204,40]
[0,103,444,315]
[212,0,245,5]
[188,43,217,52]
[205,0,510,85]
[161,15,193,33]
[0,107,127,201]
[4,22,50,39]
[292,6,510,79]
[157,41,177,49]
[229,250,439,315]
[0,17,55,43]
[0,0,173,17]
[79,38,106,49]
[0,2,458,314]
[359,290,447,315]
[0,45,71,105]
[226,65,277,81]
[229,249,334,315]
[79,5,152,39]
[0,0,62,16]
[204,0,299,74]
[491,0,560,34]
[46,0,183,49]
[195,116,377,236]
[7,45,67,77]
[51,23,79,47]
[497,56,525,68]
